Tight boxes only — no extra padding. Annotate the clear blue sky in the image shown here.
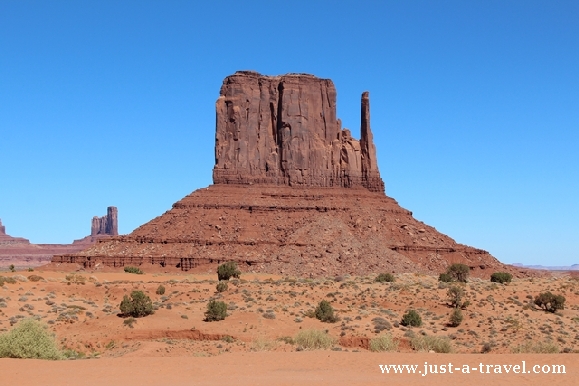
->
[1,1,577,266]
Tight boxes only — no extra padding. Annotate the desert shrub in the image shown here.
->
[314,300,338,323]
[28,275,44,282]
[411,335,453,353]
[534,292,565,313]
[0,276,17,286]
[447,285,467,308]
[205,300,227,321]
[512,340,559,353]
[447,263,469,282]
[65,273,86,285]
[294,329,336,349]
[490,272,512,283]
[216,281,228,293]
[401,310,422,327]
[27,268,34,272]
[119,291,153,318]
[448,308,463,327]
[251,336,278,351]
[123,317,136,328]
[8,264,15,272]
[123,266,143,275]
[0,319,62,360]
[369,334,399,352]
[375,273,395,283]
[217,261,241,281]
[155,284,166,295]
[438,273,453,283]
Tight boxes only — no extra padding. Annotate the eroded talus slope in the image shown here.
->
[60,185,512,277]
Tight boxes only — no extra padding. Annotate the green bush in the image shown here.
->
[448,308,463,327]
[314,300,338,323]
[401,310,422,327]
[155,284,166,295]
[119,290,153,317]
[375,273,395,283]
[447,263,469,282]
[534,292,565,313]
[438,273,453,283]
[490,272,512,283]
[369,334,399,352]
[124,266,143,275]
[0,319,62,359]
[205,300,227,321]
[28,275,44,282]
[447,285,469,309]
[216,281,228,292]
[217,261,241,281]
[411,335,453,353]
[294,329,336,349]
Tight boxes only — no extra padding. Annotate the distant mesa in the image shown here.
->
[0,207,118,269]
[0,218,30,245]
[53,71,531,278]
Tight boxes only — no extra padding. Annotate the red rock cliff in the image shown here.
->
[212,71,384,193]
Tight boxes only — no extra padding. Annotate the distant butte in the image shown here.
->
[0,208,117,269]
[53,71,529,278]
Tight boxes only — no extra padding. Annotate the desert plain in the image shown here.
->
[1,264,578,385]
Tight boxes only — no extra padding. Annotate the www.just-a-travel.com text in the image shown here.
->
[379,361,565,376]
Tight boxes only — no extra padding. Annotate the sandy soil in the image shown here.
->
[2,353,576,385]
[0,267,578,384]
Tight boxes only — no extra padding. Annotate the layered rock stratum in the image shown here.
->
[53,71,526,277]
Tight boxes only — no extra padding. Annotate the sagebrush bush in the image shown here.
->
[447,285,468,308]
[375,273,395,283]
[0,319,62,360]
[401,310,422,327]
[155,284,166,295]
[534,292,565,313]
[27,275,44,282]
[294,329,336,349]
[490,272,512,283]
[411,335,453,353]
[119,290,153,317]
[216,281,228,292]
[438,273,453,283]
[512,341,559,353]
[448,308,463,327]
[447,263,469,282]
[65,273,86,285]
[315,300,338,323]
[0,276,17,286]
[217,262,241,281]
[369,334,398,352]
[124,266,143,275]
[205,300,227,321]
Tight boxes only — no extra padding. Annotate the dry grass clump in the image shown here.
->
[294,329,336,350]
[511,340,560,353]
[410,335,453,353]
[0,319,62,360]
[369,334,398,352]
[251,336,278,351]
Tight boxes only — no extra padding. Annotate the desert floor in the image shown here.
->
[1,266,578,385]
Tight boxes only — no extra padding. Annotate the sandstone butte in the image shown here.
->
[53,71,529,278]
[0,207,118,269]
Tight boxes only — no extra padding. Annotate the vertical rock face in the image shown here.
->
[212,71,385,193]
[91,207,118,236]
[0,219,5,235]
